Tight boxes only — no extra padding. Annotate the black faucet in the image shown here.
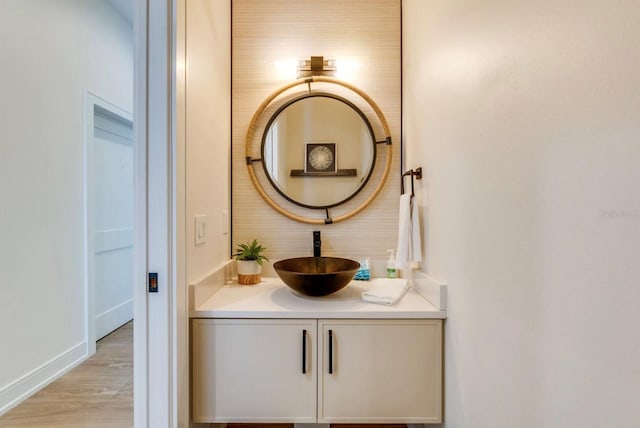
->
[313,231,321,257]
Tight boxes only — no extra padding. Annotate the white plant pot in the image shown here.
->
[237,260,262,285]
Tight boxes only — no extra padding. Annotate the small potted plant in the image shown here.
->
[234,239,269,285]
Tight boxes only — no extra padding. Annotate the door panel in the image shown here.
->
[93,107,134,339]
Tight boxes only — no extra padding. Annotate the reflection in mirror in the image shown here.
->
[261,94,375,208]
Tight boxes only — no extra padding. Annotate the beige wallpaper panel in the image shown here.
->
[232,0,401,266]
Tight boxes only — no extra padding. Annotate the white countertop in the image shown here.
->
[191,277,446,319]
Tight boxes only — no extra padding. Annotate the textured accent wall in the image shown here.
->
[232,0,401,267]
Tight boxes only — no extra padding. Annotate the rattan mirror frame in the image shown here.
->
[245,75,393,225]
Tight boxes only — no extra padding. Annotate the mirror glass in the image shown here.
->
[261,94,376,208]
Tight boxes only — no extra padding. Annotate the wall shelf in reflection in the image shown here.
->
[290,168,357,177]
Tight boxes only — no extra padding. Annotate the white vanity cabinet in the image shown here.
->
[191,317,442,424]
[191,319,318,423]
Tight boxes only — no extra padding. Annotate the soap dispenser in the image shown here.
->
[386,249,398,278]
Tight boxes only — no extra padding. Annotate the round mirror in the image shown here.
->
[261,93,376,208]
[245,76,392,225]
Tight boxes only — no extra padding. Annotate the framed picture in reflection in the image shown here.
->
[305,142,337,173]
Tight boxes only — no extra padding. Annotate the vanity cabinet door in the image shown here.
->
[191,319,317,423]
[318,319,442,424]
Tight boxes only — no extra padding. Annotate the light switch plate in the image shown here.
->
[221,210,229,235]
[195,215,207,244]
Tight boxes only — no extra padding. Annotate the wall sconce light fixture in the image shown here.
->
[297,56,337,78]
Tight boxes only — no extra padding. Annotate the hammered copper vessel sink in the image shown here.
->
[273,256,360,297]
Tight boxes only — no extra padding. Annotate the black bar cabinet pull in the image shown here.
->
[302,329,307,374]
[328,329,333,374]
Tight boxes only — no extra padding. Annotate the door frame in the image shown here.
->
[134,0,178,426]
[83,91,133,356]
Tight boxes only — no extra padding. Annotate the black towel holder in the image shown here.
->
[401,167,422,196]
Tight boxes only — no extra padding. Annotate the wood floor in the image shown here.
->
[0,322,133,428]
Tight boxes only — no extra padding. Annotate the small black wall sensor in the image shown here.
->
[148,272,158,293]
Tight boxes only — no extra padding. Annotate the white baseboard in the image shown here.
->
[0,341,88,416]
[96,298,134,339]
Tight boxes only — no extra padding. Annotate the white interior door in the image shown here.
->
[92,106,134,339]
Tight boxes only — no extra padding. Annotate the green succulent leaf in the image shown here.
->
[234,239,269,264]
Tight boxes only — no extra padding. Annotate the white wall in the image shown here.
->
[0,0,132,413]
[185,0,231,284]
[179,0,231,426]
[403,1,640,427]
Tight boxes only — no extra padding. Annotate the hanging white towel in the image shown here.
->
[395,194,412,269]
[361,278,409,306]
[410,195,422,264]
[396,194,423,269]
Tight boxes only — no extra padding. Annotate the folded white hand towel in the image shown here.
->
[361,278,409,306]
